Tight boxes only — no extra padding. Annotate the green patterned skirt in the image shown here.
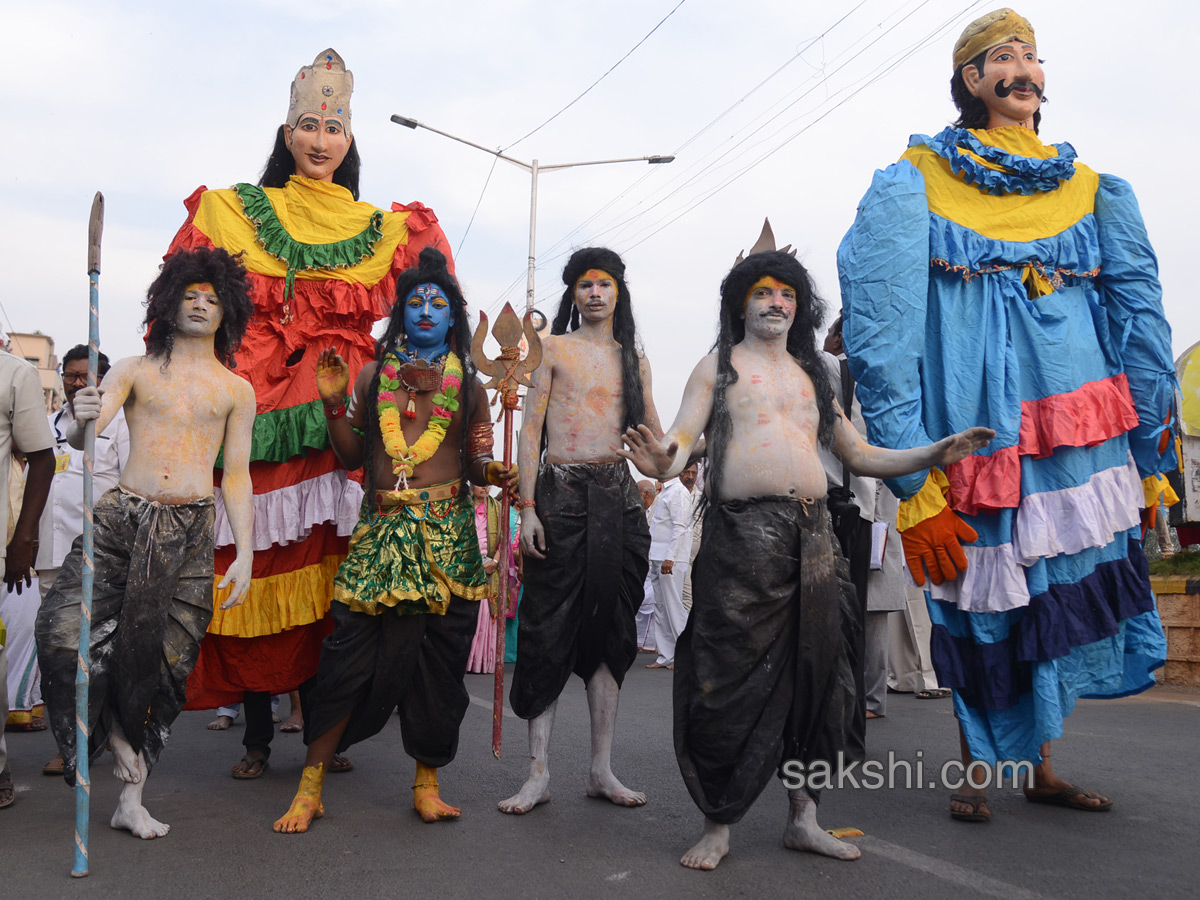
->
[332,482,487,616]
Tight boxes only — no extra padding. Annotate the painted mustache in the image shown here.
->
[994,79,1044,99]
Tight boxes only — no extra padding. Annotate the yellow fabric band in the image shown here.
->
[208,555,342,637]
[897,469,950,532]
[953,8,1036,70]
[193,177,412,287]
[902,134,1098,244]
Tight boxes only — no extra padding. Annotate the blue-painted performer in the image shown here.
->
[837,8,1175,822]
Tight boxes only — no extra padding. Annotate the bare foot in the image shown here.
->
[782,795,861,861]
[498,769,551,815]
[112,739,142,784]
[681,818,730,870]
[207,715,233,731]
[279,711,303,733]
[586,769,646,807]
[111,799,170,839]
[273,764,326,834]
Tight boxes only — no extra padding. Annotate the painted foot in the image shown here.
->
[586,769,646,807]
[273,764,326,834]
[111,740,142,784]
[498,770,551,815]
[414,790,461,823]
[111,801,170,839]
[681,819,730,870]
[273,795,324,833]
[783,797,861,860]
[207,715,233,731]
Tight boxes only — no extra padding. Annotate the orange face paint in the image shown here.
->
[184,282,217,297]
[745,275,793,307]
[576,269,616,292]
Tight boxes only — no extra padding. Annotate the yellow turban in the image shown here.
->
[953,8,1036,70]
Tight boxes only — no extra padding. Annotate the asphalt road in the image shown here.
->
[2,664,1197,900]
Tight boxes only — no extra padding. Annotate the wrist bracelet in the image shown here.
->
[324,402,347,420]
[515,500,536,510]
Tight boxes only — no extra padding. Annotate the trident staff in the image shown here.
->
[471,303,541,757]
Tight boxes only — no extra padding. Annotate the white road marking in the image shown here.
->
[863,837,1052,900]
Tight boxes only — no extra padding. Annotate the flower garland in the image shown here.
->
[377,348,462,487]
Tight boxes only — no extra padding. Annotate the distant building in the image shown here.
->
[7,332,61,412]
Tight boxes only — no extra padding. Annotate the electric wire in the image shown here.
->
[501,0,690,154]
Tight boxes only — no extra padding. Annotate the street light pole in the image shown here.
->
[391,114,673,313]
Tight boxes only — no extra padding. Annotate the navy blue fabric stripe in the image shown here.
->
[1015,537,1154,663]
[930,623,1032,712]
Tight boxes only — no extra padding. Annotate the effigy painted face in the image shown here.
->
[284,113,352,181]
[176,282,224,338]
[404,282,455,357]
[963,40,1044,128]
[574,269,618,323]
[742,275,797,339]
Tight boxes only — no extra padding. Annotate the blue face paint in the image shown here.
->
[403,282,454,360]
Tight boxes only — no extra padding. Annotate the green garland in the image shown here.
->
[234,183,385,301]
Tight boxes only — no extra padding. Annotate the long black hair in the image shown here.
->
[551,247,646,433]
[258,124,362,199]
[144,247,254,369]
[705,250,837,504]
[950,50,1042,133]
[361,247,475,514]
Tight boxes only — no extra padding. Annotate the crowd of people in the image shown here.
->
[0,7,1179,877]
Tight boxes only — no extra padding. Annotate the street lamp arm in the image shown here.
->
[538,155,675,172]
[390,114,531,172]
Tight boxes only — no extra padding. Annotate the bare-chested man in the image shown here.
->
[273,247,516,834]
[500,247,663,815]
[619,231,992,869]
[36,247,256,839]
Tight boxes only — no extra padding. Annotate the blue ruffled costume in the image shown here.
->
[837,126,1173,763]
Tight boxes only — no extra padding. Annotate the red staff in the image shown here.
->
[472,303,542,757]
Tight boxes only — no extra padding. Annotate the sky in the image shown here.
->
[4,0,1198,433]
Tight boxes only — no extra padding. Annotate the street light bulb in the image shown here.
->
[390,114,419,129]
[648,155,675,164]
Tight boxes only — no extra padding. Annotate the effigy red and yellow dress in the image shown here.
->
[166,174,454,708]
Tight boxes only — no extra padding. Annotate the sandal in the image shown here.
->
[232,755,270,780]
[915,688,952,700]
[42,754,64,777]
[0,766,14,809]
[1025,784,1113,812]
[949,792,991,823]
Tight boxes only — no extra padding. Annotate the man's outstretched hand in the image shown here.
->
[932,427,995,468]
[616,424,679,479]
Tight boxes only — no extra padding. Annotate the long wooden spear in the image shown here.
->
[471,303,541,757]
[72,192,103,878]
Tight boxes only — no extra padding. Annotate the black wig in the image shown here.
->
[705,250,837,504]
[144,247,254,369]
[551,247,646,433]
[950,50,1042,133]
[258,124,362,200]
[361,246,475,514]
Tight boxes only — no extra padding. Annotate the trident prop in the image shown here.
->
[471,302,542,758]
[73,192,103,877]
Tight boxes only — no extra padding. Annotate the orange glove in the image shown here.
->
[900,505,979,587]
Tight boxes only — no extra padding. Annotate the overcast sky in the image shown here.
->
[5,0,1197,429]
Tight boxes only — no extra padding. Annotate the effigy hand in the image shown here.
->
[900,507,978,586]
[218,553,253,609]
[932,427,995,468]
[617,424,679,479]
[315,346,350,407]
